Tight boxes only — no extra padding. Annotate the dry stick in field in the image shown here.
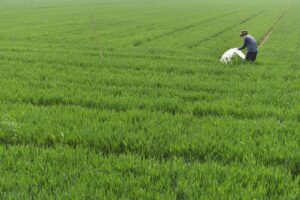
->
[90,15,104,63]
[258,9,289,48]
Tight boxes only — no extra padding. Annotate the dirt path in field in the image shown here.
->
[258,9,289,48]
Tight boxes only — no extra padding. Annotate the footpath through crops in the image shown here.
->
[0,0,299,199]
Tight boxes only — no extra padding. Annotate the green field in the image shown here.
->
[0,0,299,199]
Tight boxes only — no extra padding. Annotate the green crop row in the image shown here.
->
[0,104,298,175]
[0,145,298,199]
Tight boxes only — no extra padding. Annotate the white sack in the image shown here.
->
[220,48,245,64]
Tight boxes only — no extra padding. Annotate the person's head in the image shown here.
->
[240,30,248,38]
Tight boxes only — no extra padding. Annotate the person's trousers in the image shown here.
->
[246,52,258,61]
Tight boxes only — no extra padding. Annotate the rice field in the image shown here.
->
[0,0,299,199]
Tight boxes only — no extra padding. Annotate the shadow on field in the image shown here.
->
[226,57,262,66]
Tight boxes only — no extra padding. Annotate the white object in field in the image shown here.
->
[220,48,245,64]
[235,50,245,59]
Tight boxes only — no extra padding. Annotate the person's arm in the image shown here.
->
[238,38,248,50]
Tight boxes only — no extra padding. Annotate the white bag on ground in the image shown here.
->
[220,48,245,64]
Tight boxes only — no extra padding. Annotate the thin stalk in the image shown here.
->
[90,14,104,63]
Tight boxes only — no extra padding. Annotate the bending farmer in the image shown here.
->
[238,30,258,61]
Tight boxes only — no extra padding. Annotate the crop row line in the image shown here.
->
[133,10,240,47]
[0,51,212,69]
[188,10,265,49]
[258,9,289,48]
[1,97,298,122]
[103,7,214,37]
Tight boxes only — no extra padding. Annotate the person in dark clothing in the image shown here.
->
[238,30,258,62]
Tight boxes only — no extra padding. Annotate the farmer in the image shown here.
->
[238,30,258,62]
